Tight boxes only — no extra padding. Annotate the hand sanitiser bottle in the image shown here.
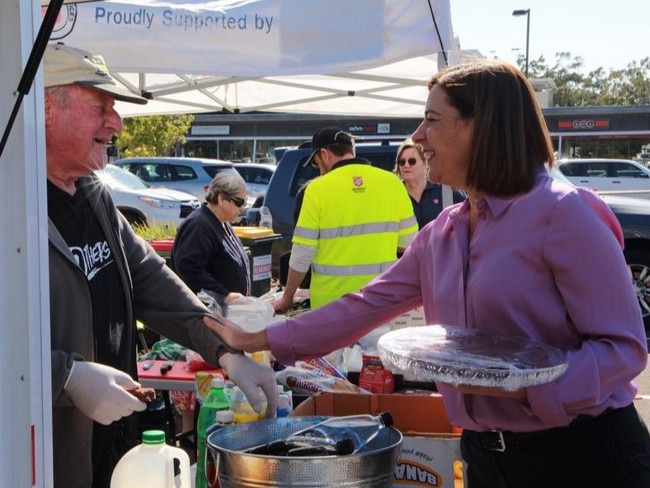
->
[110,430,191,488]
[259,206,273,230]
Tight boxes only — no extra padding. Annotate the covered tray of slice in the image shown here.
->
[377,325,568,391]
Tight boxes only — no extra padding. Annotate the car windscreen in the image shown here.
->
[203,166,240,179]
[96,166,149,190]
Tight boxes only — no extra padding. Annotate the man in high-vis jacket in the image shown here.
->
[273,127,418,314]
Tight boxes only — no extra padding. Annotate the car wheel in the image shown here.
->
[624,246,650,332]
[120,209,147,227]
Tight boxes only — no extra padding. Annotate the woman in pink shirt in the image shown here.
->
[206,59,650,487]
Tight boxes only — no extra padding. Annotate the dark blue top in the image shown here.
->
[410,182,466,229]
[171,204,251,299]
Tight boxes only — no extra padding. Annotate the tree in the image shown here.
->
[115,114,194,157]
[515,53,650,159]
[519,52,650,107]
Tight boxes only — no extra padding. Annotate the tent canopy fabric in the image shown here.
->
[47,0,457,117]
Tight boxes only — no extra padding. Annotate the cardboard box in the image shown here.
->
[292,392,464,487]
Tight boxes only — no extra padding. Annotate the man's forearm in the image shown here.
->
[282,267,307,301]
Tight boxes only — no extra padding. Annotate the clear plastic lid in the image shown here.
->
[378,325,568,391]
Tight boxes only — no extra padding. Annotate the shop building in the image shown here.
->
[183,105,650,164]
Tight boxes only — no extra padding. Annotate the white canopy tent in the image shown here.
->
[0,0,455,485]
[51,0,458,117]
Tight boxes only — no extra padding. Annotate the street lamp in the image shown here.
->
[512,9,530,77]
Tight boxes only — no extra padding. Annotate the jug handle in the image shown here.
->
[205,446,219,486]
[166,449,191,488]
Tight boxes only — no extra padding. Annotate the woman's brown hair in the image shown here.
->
[428,59,554,196]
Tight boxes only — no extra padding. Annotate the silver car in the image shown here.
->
[112,156,240,202]
[95,164,200,228]
[233,162,276,201]
[557,158,650,193]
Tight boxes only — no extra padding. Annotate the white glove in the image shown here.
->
[219,352,279,417]
[64,361,147,425]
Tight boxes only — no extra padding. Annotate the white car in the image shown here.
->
[557,158,650,192]
[95,164,200,228]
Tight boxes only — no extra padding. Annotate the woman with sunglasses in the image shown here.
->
[172,172,252,305]
[169,172,253,438]
[394,138,465,229]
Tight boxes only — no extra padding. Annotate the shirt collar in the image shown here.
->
[330,157,371,172]
[453,169,549,218]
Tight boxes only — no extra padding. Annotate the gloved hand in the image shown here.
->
[64,361,147,425]
[219,352,279,418]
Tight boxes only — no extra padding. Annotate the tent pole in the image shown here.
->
[0,0,64,158]
[427,0,448,66]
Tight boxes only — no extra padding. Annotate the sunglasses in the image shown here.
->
[397,157,418,167]
[228,196,246,208]
[309,149,321,168]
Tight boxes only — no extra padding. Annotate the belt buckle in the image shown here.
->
[492,431,506,452]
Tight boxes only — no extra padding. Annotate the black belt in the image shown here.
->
[464,407,618,452]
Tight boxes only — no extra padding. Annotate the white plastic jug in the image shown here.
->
[110,430,191,488]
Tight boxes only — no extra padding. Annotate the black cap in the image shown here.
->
[303,126,354,167]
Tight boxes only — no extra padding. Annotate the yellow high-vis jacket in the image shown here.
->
[293,158,418,309]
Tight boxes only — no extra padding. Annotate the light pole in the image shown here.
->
[512,9,530,77]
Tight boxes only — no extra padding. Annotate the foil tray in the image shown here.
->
[377,325,568,391]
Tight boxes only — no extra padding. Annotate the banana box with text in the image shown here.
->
[292,391,465,487]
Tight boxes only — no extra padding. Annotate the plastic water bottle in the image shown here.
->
[259,206,273,230]
[110,430,191,488]
[196,376,230,488]
[204,409,235,488]
[230,386,267,423]
[276,385,292,418]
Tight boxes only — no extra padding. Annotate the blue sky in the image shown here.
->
[451,0,649,72]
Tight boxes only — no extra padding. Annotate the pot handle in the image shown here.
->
[205,447,220,486]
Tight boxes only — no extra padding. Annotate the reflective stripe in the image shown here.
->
[400,215,418,230]
[312,261,395,276]
[294,226,320,240]
[297,221,402,240]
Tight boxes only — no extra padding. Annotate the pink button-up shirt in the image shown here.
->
[267,172,647,432]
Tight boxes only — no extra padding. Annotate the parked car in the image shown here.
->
[233,162,276,201]
[557,158,650,192]
[112,156,240,201]
[95,164,200,228]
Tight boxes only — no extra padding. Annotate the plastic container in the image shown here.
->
[196,377,230,488]
[276,385,292,418]
[230,386,267,423]
[259,206,273,230]
[110,430,190,488]
[282,412,393,455]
